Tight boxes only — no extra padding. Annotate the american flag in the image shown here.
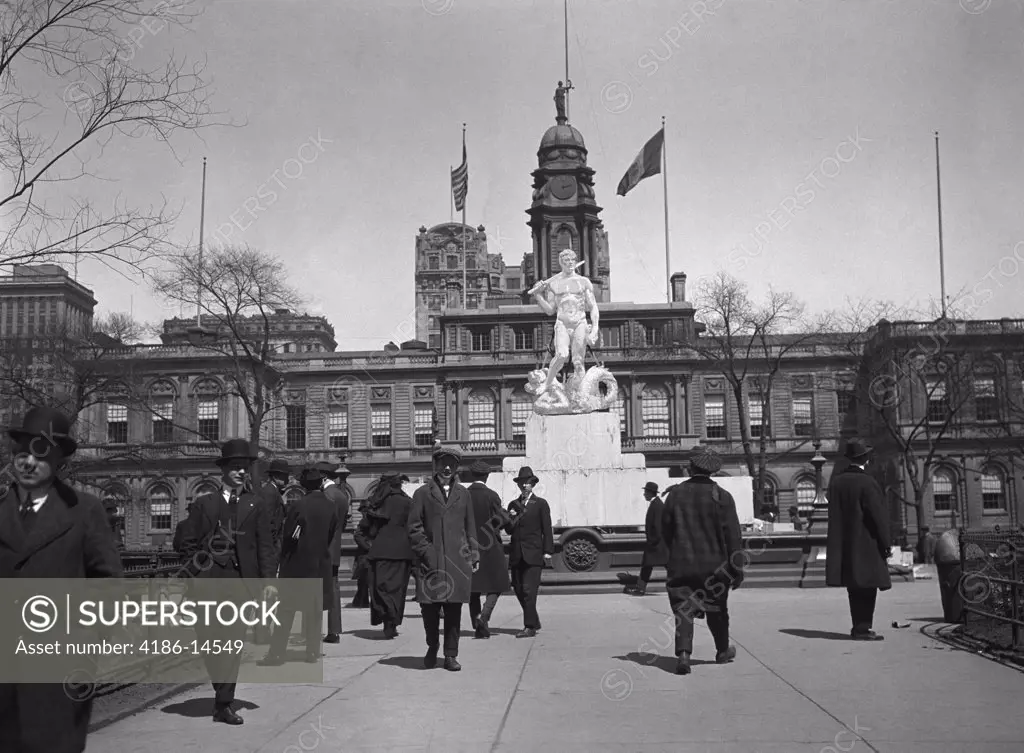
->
[451,136,468,212]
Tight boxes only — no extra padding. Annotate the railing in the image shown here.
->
[886,319,1024,338]
[75,442,221,460]
[959,530,1023,651]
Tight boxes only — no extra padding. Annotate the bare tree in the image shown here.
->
[152,244,303,448]
[0,1,216,274]
[692,271,835,517]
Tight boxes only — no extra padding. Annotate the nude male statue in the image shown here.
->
[528,249,600,397]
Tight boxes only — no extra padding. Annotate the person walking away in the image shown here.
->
[505,466,553,638]
[464,461,511,638]
[355,472,414,638]
[259,465,338,665]
[661,447,743,675]
[625,482,668,596]
[0,407,123,753]
[825,439,892,641]
[408,445,479,671]
[317,461,350,644]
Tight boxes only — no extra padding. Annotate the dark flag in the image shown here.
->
[617,128,665,197]
[451,136,468,211]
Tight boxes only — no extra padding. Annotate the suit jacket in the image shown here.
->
[356,489,414,562]
[408,479,479,603]
[322,482,350,567]
[279,490,337,582]
[505,494,554,568]
[179,487,277,581]
[261,481,286,552]
[641,495,670,568]
[661,477,744,585]
[825,466,892,590]
[468,482,511,593]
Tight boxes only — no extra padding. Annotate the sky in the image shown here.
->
[8,0,1024,348]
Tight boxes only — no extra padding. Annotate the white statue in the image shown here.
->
[525,248,617,415]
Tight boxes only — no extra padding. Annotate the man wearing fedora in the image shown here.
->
[408,445,479,671]
[263,458,292,559]
[0,406,122,753]
[316,460,350,644]
[661,447,742,675]
[625,482,669,596]
[464,460,511,639]
[826,439,892,641]
[505,466,553,638]
[259,465,338,666]
[178,438,278,726]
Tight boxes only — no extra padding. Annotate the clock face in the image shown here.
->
[550,175,577,200]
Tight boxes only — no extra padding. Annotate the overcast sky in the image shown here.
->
[18,0,1024,348]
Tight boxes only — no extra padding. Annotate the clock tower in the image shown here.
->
[526,88,611,302]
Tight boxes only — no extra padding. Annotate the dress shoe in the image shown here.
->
[851,630,884,641]
[213,707,243,725]
[323,633,340,644]
[257,653,285,667]
[443,657,461,672]
[715,646,737,664]
[516,628,536,638]
[675,652,692,675]
[424,646,438,669]
[475,622,491,639]
[383,625,398,639]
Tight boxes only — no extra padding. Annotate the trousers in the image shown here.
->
[511,563,543,629]
[847,587,878,633]
[421,602,462,657]
[326,565,342,634]
[469,592,500,626]
[666,578,731,656]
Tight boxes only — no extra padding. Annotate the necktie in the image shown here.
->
[19,497,35,518]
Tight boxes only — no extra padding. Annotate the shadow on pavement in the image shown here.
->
[161,698,259,717]
[905,616,947,623]
[349,629,394,640]
[779,628,851,641]
[377,656,430,670]
[615,652,714,673]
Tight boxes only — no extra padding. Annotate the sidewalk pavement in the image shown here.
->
[87,581,1024,752]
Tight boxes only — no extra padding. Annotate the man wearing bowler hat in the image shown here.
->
[505,466,553,638]
[315,460,350,643]
[179,438,278,725]
[625,482,669,596]
[408,445,479,671]
[263,458,291,558]
[0,406,122,753]
[826,439,892,641]
[464,460,511,639]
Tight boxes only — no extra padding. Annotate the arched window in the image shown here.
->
[148,485,173,532]
[192,481,219,503]
[760,477,778,516]
[932,469,956,513]
[980,467,1005,511]
[641,385,670,440]
[795,478,816,515]
[467,389,496,441]
[510,390,532,443]
[284,487,305,506]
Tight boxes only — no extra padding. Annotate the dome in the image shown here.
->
[539,124,587,151]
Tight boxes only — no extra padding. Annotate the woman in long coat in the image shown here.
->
[354,472,414,639]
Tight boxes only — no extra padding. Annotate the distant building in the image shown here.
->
[160,309,337,353]
[0,264,96,338]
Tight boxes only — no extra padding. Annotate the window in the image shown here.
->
[468,390,496,441]
[429,333,441,349]
[981,468,1005,511]
[600,326,621,348]
[615,390,628,440]
[466,256,476,270]
[470,329,491,352]
[414,405,434,446]
[328,407,348,449]
[792,395,813,437]
[795,478,816,515]
[760,477,778,516]
[148,486,173,532]
[428,255,439,270]
[152,400,174,443]
[641,386,670,438]
[837,389,856,415]
[974,378,998,422]
[106,403,128,444]
[704,394,725,439]
[926,380,949,423]
[506,278,521,291]
[191,481,219,503]
[284,487,304,506]
[197,400,219,440]
[513,327,535,350]
[285,404,306,449]
[447,255,459,270]
[511,391,532,443]
[643,324,663,346]
[371,407,392,447]
[932,470,955,513]
[748,392,766,438]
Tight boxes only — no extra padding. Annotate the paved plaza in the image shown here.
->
[89,581,1024,752]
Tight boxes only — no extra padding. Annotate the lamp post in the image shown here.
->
[807,439,830,534]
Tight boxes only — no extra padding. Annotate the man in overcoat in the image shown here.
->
[825,439,892,641]
[661,447,743,675]
[259,465,338,665]
[317,461,350,643]
[0,406,122,753]
[464,461,511,639]
[408,445,479,671]
[625,481,668,596]
[505,466,554,638]
[179,439,278,725]
[262,458,291,559]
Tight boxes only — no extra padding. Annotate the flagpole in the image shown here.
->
[564,0,570,122]
[934,131,947,319]
[197,156,207,326]
[450,165,454,223]
[662,116,671,304]
[461,123,468,309]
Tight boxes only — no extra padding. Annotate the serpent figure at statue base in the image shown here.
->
[526,365,618,415]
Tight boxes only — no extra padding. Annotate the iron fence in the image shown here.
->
[959,530,1023,651]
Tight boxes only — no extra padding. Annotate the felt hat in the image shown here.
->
[381,471,410,484]
[468,460,492,477]
[215,439,259,467]
[314,460,338,477]
[267,458,291,476]
[643,482,659,495]
[688,446,723,475]
[513,466,539,485]
[844,439,873,460]
[7,406,78,457]
[432,444,463,463]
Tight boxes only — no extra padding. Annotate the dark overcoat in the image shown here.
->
[357,489,414,562]
[0,481,123,753]
[407,479,479,604]
[322,482,350,567]
[661,477,744,585]
[278,491,337,582]
[505,495,554,568]
[467,482,511,593]
[825,466,892,590]
[179,487,277,583]
[640,495,670,568]
[261,481,286,553]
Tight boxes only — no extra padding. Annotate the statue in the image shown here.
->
[525,248,617,415]
[554,81,569,122]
